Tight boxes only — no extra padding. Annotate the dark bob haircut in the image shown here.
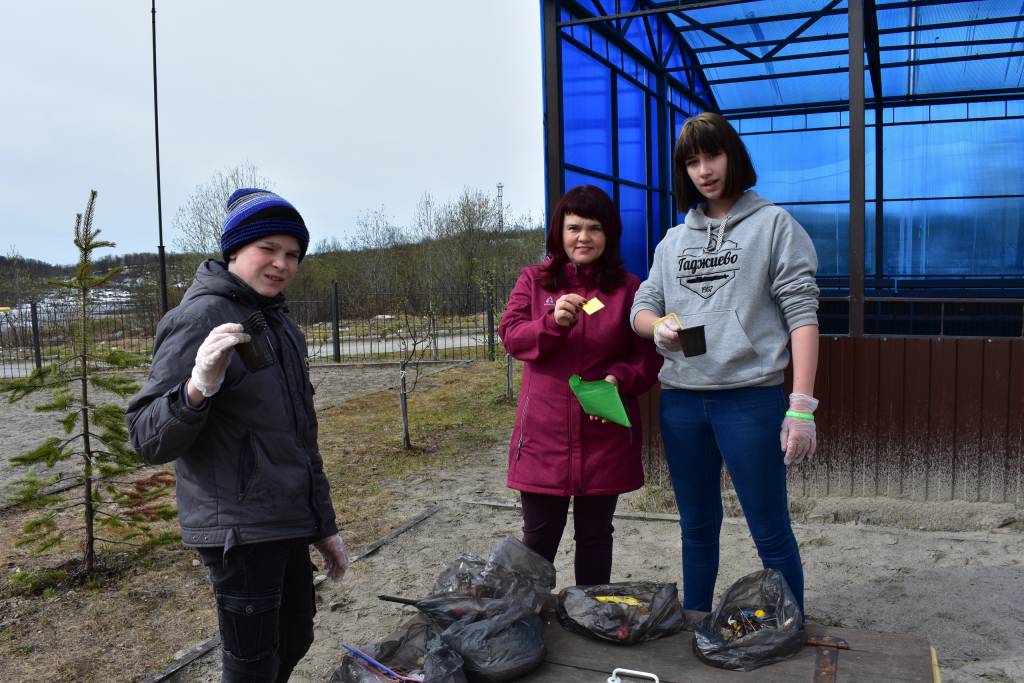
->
[541,185,626,293]
[672,112,757,211]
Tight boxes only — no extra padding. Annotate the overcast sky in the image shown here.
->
[0,1,545,265]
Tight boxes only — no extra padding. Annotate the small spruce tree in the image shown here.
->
[1,190,174,576]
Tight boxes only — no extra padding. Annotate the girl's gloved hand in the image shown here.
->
[652,314,683,352]
[314,533,349,580]
[781,392,819,465]
[190,323,249,398]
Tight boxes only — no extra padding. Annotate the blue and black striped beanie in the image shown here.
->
[221,188,309,261]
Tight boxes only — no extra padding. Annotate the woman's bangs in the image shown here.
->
[681,120,725,160]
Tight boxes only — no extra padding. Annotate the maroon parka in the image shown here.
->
[499,263,663,496]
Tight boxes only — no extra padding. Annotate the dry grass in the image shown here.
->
[0,360,518,683]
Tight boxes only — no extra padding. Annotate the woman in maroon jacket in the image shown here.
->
[499,185,662,585]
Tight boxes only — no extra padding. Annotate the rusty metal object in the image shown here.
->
[811,634,849,682]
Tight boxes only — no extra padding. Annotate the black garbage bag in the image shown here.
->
[555,581,685,644]
[441,612,547,682]
[692,569,806,672]
[432,537,555,614]
[361,537,554,683]
[329,613,467,683]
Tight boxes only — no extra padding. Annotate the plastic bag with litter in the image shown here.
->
[555,581,685,645]
[692,569,806,672]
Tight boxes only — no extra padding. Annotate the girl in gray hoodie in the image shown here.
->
[630,112,819,614]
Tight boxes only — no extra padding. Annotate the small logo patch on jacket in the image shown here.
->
[544,296,555,306]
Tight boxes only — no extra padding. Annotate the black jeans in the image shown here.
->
[519,491,619,585]
[198,538,316,683]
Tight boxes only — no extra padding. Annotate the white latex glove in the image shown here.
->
[652,313,683,352]
[189,323,249,398]
[314,533,349,580]
[781,392,819,465]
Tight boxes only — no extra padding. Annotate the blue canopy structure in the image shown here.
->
[541,0,1024,336]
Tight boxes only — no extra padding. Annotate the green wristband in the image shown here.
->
[785,410,815,421]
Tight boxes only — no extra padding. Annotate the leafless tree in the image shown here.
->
[171,161,273,257]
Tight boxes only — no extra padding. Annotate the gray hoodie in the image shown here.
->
[630,190,818,390]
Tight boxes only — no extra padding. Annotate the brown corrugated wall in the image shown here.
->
[640,336,1024,505]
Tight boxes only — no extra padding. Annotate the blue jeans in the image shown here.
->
[198,538,316,683]
[659,385,804,613]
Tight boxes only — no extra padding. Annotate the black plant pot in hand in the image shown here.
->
[236,312,276,371]
[678,325,706,357]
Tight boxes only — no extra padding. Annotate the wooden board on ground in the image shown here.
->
[520,608,935,682]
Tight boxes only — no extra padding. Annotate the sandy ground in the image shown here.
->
[167,446,1024,682]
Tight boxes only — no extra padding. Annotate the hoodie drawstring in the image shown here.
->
[706,215,730,252]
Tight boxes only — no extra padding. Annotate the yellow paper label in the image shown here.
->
[582,297,605,315]
[594,595,642,606]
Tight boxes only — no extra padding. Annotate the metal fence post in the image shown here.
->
[331,280,341,363]
[506,353,514,402]
[486,280,495,361]
[31,301,42,369]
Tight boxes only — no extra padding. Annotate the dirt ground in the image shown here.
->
[0,363,457,502]
[3,363,1023,682]
[167,416,1022,680]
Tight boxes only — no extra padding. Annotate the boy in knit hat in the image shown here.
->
[128,188,347,683]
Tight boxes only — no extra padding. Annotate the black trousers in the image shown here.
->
[519,491,619,586]
[198,538,316,683]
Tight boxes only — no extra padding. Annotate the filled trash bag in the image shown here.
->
[329,613,467,683]
[692,569,806,672]
[555,581,685,645]
[432,536,555,614]
[441,612,546,682]
[334,537,554,683]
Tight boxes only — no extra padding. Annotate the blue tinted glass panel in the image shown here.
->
[782,203,850,278]
[884,118,1024,199]
[883,198,1024,276]
[895,106,928,123]
[931,103,967,121]
[739,117,771,134]
[744,129,851,203]
[565,169,613,199]
[968,101,1005,119]
[807,112,841,129]
[619,184,649,277]
[591,30,608,60]
[1008,100,1024,116]
[617,78,646,184]
[562,42,613,176]
[624,16,652,59]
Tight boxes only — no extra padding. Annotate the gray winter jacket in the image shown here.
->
[630,191,819,390]
[126,261,338,551]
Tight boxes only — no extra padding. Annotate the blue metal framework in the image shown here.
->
[541,0,1024,336]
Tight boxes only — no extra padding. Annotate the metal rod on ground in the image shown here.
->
[331,280,340,363]
[30,302,42,369]
[506,353,513,402]
[399,359,411,449]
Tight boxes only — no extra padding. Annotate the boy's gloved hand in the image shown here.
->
[314,533,349,580]
[781,392,819,465]
[190,323,249,398]
[652,314,682,352]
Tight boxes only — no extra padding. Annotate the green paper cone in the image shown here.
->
[568,374,631,427]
